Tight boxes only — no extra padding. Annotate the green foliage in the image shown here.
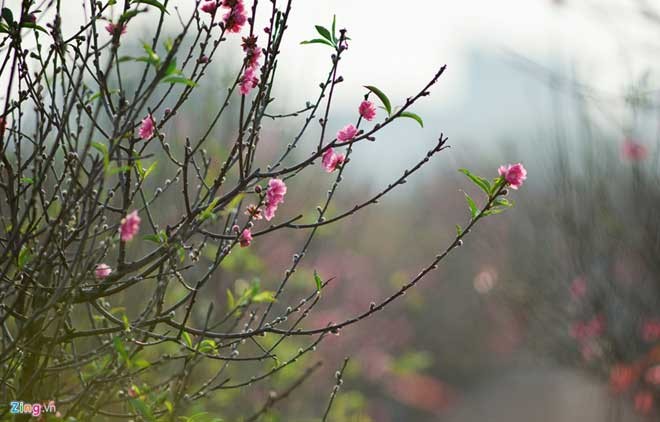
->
[364,85,392,115]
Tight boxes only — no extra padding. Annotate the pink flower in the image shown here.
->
[642,320,660,342]
[498,163,527,190]
[570,276,587,301]
[95,263,112,279]
[263,204,276,221]
[138,114,156,140]
[244,204,263,220]
[223,1,246,33]
[105,22,127,37]
[200,0,218,15]
[239,228,252,247]
[120,210,141,242]
[263,178,286,221]
[337,124,357,143]
[610,364,637,394]
[321,148,346,173]
[266,178,287,205]
[239,67,259,95]
[634,391,654,415]
[645,366,660,385]
[622,138,648,162]
[359,100,377,121]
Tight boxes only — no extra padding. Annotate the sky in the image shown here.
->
[7,0,659,182]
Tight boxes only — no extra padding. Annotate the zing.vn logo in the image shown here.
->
[10,401,56,417]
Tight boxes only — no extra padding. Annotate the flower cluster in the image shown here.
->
[120,210,141,242]
[322,148,345,173]
[239,35,261,95]
[200,0,247,33]
[264,178,287,221]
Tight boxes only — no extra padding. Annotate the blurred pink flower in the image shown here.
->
[645,366,660,385]
[610,364,637,394]
[138,114,155,140]
[570,276,587,300]
[321,148,345,173]
[622,138,648,162]
[239,228,252,247]
[105,22,127,36]
[580,342,602,362]
[498,163,527,190]
[95,263,112,279]
[200,1,218,14]
[634,390,654,415]
[120,210,141,242]
[337,124,357,142]
[642,320,660,342]
[570,314,605,341]
[359,100,377,121]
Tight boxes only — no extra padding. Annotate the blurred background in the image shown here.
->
[48,0,660,420]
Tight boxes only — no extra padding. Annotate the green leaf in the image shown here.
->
[313,270,323,293]
[108,0,117,5]
[198,339,217,353]
[164,37,174,52]
[162,58,179,77]
[143,230,167,244]
[143,161,157,179]
[134,358,150,369]
[493,198,513,208]
[482,208,506,216]
[164,400,174,413]
[119,9,139,23]
[108,165,131,175]
[142,43,160,66]
[364,85,392,115]
[134,0,169,14]
[252,291,276,303]
[331,15,337,43]
[113,336,131,367]
[129,398,155,422]
[122,314,131,332]
[315,25,333,42]
[300,38,334,47]
[226,289,236,310]
[458,168,491,195]
[176,244,185,263]
[20,177,34,184]
[91,141,109,170]
[463,192,479,218]
[18,245,31,269]
[161,75,196,87]
[220,193,245,216]
[2,8,14,25]
[198,197,220,222]
[455,224,462,236]
[396,111,424,128]
[20,22,48,33]
[182,331,193,348]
